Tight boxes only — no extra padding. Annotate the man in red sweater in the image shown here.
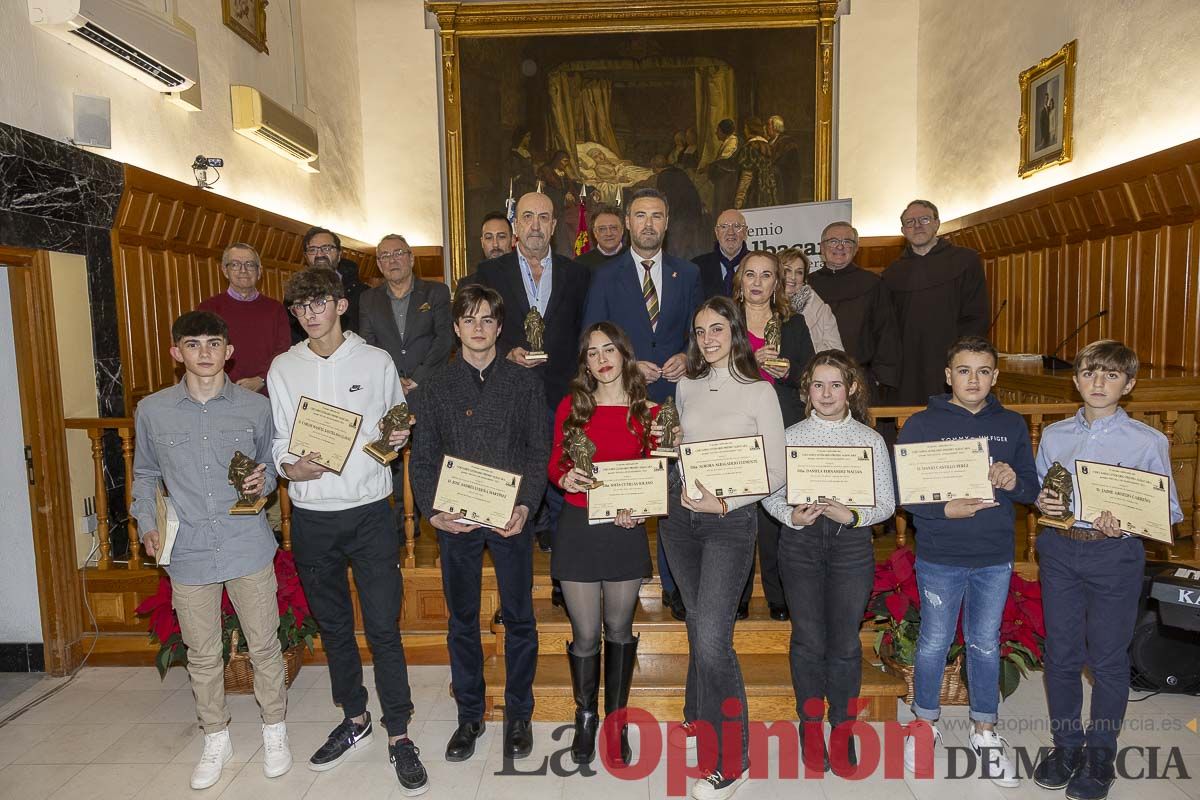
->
[198,243,291,395]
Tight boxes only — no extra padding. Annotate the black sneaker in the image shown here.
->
[1033,746,1084,790]
[1066,749,1115,800]
[308,712,373,771]
[389,738,429,797]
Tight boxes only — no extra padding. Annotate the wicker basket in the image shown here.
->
[879,642,969,706]
[223,629,304,694]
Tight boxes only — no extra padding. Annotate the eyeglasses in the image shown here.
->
[289,296,333,318]
[224,260,259,272]
[378,249,412,261]
[716,223,747,232]
[821,238,857,248]
[901,215,936,228]
[304,244,339,255]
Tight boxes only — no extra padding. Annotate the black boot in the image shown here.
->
[828,715,858,776]
[799,717,829,774]
[603,637,639,765]
[567,643,600,764]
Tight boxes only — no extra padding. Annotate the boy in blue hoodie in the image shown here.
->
[896,336,1038,786]
[1031,340,1182,800]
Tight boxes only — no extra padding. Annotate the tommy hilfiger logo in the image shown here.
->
[349,385,363,392]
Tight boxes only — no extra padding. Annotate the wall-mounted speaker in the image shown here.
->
[73,94,111,149]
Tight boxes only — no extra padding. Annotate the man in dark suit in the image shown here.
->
[463,191,590,554]
[290,227,367,343]
[359,233,454,533]
[691,208,750,300]
[574,205,626,269]
[582,187,701,621]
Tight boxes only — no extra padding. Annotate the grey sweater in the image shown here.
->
[410,356,550,520]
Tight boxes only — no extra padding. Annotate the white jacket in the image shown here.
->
[267,332,405,511]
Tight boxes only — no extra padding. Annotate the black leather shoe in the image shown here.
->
[603,638,639,765]
[1033,746,1084,790]
[664,590,686,622]
[504,718,533,759]
[445,720,485,762]
[769,603,790,621]
[1065,748,1114,800]
[799,719,829,774]
[736,602,750,620]
[830,731,858,777]
[567,643,600,764]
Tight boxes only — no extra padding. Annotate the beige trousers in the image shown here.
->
[172,561,288,733]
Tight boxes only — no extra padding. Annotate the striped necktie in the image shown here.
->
[641,260,659,331]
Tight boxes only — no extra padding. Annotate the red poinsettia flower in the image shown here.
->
[134,576,180,644]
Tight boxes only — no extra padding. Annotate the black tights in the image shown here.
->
[560,579,642,656]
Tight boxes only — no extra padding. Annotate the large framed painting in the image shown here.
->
[1018,40,1076,178]
[427,0,842,280]
[223,0,269,54]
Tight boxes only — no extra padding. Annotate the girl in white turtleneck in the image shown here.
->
[761,350,895,777]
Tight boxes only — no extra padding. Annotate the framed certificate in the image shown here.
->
[678,435,770,500]
[287,396,363,474]
[432,455,522,529]
[894,437,995,505]
[787,446,876,507]
[1076,460,1174,543]
[586,458,669,522]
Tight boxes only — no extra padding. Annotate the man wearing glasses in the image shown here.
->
[290,226,366,342]
[692,208,750,299]
[267,268,430,795]
[198,243,291,395]
[883,199,989,406]
[808,221,901,400]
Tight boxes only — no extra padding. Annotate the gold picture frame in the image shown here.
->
[425,0,842,282]
[1018,39,1076,178]
[223,0,269,54]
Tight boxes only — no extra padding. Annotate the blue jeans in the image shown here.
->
[912,558,1012,724]
[660,475,757,775]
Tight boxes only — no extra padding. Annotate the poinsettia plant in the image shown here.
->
[866,546,1046,698]
[135,549,320,679]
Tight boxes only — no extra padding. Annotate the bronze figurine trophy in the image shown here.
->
[1037,461,1076,529]
[228,450,268,515]
[363,403,412,465]
[650,395,681,458]
[524,307,548,362]
[564,428,602,489]
[762,315,790,371]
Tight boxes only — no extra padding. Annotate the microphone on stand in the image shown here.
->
[1042,309,1108,371]
[987,299,1008,334]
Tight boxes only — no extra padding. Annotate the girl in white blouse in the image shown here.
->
[762,350,895,776]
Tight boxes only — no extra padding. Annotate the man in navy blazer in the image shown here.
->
[582,188,701,622]
[582,188,702,404]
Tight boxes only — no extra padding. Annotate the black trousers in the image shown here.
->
[438,526,538,723]
[777,516,875,724]
[741,505,785,608]
[291,498,414,736]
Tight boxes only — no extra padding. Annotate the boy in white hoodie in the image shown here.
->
[267,268,429,796]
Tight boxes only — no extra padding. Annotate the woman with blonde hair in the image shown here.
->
[779,247,844,353]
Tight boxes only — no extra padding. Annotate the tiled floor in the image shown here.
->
[0,665,1196,799]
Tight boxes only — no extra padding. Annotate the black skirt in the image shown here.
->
[550,502,653,582]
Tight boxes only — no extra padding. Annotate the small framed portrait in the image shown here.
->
[1018,39,1076,177]
[223,0,269,54]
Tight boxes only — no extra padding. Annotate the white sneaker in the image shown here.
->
[970,729,1019,787]
[903,720,941,775]
[262,721,294,779]
[191,729,233,790]
[691,769,748,799]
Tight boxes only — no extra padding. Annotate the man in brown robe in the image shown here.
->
[808,221,901,400]
[883,199,989,405]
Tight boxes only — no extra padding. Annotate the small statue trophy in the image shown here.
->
[762,315,790,371]
[228,450,267,515]
[1037,461,1076,530]
[524,307,548,362]
[650,395,681,458]
[363,403,412,465]
[564,428,602,489]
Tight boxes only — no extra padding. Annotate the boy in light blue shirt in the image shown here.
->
[1033,339,1183,800]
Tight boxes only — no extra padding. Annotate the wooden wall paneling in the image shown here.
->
[1163,223,1193,370]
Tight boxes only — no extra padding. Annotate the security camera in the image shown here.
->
[192,155,224,169]
[192,155,223,190]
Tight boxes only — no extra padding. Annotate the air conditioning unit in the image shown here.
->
[230,85,320,168]
[28,0,199,93]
